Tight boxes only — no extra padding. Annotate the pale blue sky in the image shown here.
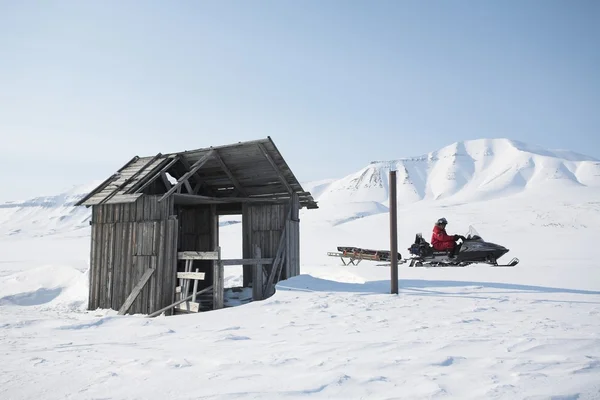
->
[1,1,598,201]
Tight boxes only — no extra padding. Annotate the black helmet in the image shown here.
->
[437,217,448,225]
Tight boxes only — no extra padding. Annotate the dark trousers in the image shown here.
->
[450,242,462,256]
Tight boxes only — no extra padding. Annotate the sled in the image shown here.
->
[328,246,402,266]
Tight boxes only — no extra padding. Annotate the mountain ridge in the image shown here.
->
[310,138,600,206]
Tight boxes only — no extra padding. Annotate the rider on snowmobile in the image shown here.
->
[431,218,464,257]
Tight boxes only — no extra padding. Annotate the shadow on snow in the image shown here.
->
[277,275,600,302]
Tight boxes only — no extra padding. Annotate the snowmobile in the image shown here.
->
[406,226,519,267]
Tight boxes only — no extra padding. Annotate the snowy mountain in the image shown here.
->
[2,138,599,237]
[312,138,600,206]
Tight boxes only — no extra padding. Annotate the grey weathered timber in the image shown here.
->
[256,142,294,194]
[172,193,289,205]
[178,155,216,196]
[118,268,156,315]
[221,258,274,266]
[99,153,163,205]
[264,227,287,297]
[252,245,265,301]
[176,271,206,280]
[212,149,248,196]
[178,251,219,260]
[176,300,201,313]
[158,150,215,202]
[75,156,140,206]
[213,246,224,310]
[126,156,180,194]
[147,285,213,318]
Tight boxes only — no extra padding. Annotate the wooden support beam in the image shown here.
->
[179,154,216,196]
[257,142,294,194]
[213,247,224,310]
[213,149,248,197]
[118,268,155,315]
[183,179,193,194]
[172,193,288,205]
[147,285,213,318]
[221,258,274,266]
[252,245,264,301]
[158,150,215,202]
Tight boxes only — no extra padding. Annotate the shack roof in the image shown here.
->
[75,137,318,209]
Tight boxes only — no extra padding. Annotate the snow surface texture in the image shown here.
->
[1,138,600,399]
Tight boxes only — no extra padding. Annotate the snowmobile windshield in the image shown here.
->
[466,225,482,240]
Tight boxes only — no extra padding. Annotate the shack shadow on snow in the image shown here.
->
[276,275,600,300]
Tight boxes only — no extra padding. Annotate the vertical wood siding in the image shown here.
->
[88,196,178,315]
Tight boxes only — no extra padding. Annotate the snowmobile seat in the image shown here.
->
[408,233,434,257]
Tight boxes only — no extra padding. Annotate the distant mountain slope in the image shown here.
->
[0,182,102,238]
[314,138,600,206]
[1,138,599,236]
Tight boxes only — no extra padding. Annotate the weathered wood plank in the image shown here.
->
[167,218,179,315]
[177,272,206,280]
[252,245,264,301]
[88,223,98,310]
[221,258,274,266]
[117,268,155,315]
[147,285,213,318]
[126,156,179,194]
[178,251,219,260]
[98,154,163,205]
[125,222,136,311]
[212,149,248,196]
[105,223,115,308]
[158,150,215,202]
[213,247,224,310]
[175,301,200,313]
[112,222,125,310]
[97,223,106,307]
[242,203,252,287]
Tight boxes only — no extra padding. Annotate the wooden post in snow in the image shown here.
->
[390,170,398,294]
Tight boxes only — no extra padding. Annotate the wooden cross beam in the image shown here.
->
[257,143,294,194]
[172,193,289,205]
[179,155,215,196]
[158,150,215,202]
[213,149,248,197]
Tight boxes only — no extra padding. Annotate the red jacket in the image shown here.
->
[431,225,455,251]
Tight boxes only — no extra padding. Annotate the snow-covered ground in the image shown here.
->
[1,139,600,399]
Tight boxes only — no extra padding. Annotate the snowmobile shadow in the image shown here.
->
[278,275,600,303]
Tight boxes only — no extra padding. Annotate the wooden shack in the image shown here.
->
[75,137,317,316]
